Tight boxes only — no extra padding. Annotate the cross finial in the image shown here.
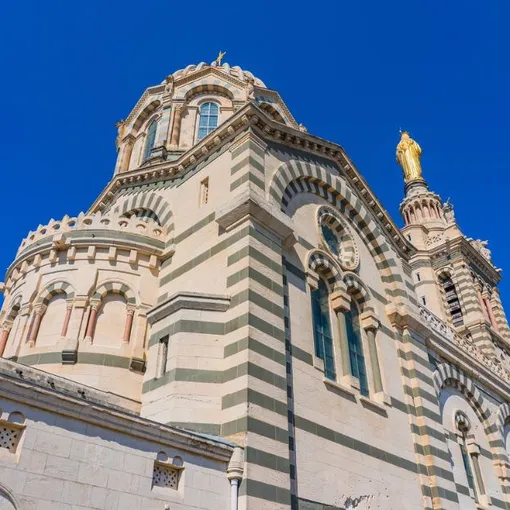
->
[216,50,226,66]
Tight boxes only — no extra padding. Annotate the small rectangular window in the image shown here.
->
[421,296,427,306]
[416,272,421,282]
[156,335,169,379]
[200,177,209,206]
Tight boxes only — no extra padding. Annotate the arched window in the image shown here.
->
[37,294,67,347]
[94,293,127,347]
[344,302,369,396]
[143,120,158,161]
[197,102,219,141]
[311,279,335,380]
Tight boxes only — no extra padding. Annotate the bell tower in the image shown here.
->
[397,131,510,357]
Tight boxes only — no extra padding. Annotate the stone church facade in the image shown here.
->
[1,60,509,510]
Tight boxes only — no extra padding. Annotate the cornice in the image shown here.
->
[0,358,235,461]
[89,103,415,259]
[173,66,248,91]
[125,85,165,125]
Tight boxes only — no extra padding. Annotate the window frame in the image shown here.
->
[143,119,158,161]
[196,101,220,142]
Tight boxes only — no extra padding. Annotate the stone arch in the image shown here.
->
[269,159,406,302]
[132,100,162,133]
[121,207,162,225]
[343,272,373,313]
[258,102,286,124]
[434,363,507,468]
[114,193,173,228]
[4,295,22,321]
[36,281,75,307]
[434,363,490,423]
[317,205,359,271]
[179,81,237,101]
[307,250,343,293]
[0,481,19,509]
[92,280,137,306]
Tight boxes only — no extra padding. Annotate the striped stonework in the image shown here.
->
[155,104,172,147]
[396,329,459,509]
[229,132,267,193]
[433,362,510,503]
[223,218,292,509]
[92,281,137,305]
[36,281,75,306]
[268,159,411,310]
[307,250,342,292]
[492,289,510,341]
[113,193,173,230]
[317,205,359,271]
[176,78,241,101]
[343,273,374,314]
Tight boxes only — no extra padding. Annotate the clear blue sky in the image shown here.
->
[1,1,509,308]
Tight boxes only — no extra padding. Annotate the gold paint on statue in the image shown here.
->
[396,131,424,183]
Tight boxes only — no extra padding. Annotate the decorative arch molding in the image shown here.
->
[317,205,359,271]
[36,281,75,307]
[343,272,373,313]
[258,102,286,124]
[307,250,343,293]
[114,193,173,228]
[434,363,491,423]
[131,100,162,133]
[92,280,137,305]
[0,481,19,509]
[184,83,235,102]
[121,207,161,225]
[497,403,510,440]
[4,294,22,320]
[269,159,406,301]
[434,363,510,485]
[179,81,238,101]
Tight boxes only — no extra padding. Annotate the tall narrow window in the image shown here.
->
[311,279,335,380]
[144,120,158,161]
[156,335,169,378]
[197,102,219,140]
[345,302,369,396]
[460,440,478,502]
[200,177,209,206]
[440,275,464,326]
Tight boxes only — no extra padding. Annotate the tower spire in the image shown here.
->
[397,131,446,228]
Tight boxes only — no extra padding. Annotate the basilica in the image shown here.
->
[1,59,509,510]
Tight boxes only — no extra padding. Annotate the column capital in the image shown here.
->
[90,299,101,311]
[360,310,380,331]
[331,289,351,312]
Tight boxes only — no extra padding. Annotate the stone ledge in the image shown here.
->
[147,292,231,325]
[215,188,294,242]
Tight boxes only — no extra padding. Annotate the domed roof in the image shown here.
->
[168,61,266,88]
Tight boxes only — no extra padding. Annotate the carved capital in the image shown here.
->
[331,289,351,312]
[360,311,380,331]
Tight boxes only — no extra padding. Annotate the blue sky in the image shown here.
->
[1,1,509,308]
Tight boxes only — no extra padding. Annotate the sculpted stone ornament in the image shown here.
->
[467,238,492,263]
[298,123,307,132]
[115,119,126,147]
[164,75,174,96]
[442,198,456,225]
[246,77,255,100]
[396,131,424,183]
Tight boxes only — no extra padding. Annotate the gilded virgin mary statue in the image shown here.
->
[396,131,424,183]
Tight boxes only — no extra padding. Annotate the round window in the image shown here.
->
[321,224,340,257]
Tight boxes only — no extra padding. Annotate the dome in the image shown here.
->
[168,61,266,88]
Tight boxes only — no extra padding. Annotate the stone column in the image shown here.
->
[169,105,184,147]
[120,136,135,172]
[0,324,12,357]
[491,288,510,340]
[331,288,353,384]
[361,311,383,394]
[84,300,100,343]
[484,294,499,332]
[123,307,135,343]
[60,302,73,338]
[28,307,43,347]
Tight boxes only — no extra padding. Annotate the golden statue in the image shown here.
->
[396,131,424,183]
[215,50,226,66]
